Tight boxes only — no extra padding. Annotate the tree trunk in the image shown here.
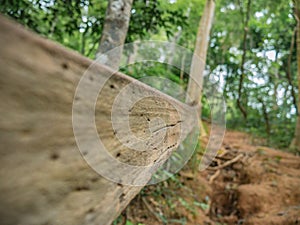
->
[286,27,298,114]
[291,0,300,151]
[186,0,215,107]
[185,0,215,137]
[237,0,251,119]
[258,97,271,142]
[96,0,133,70]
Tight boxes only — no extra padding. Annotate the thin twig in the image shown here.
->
[141,197,162,223]
[209,169,220,184]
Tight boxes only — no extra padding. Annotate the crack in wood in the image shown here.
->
[151,120,183,133]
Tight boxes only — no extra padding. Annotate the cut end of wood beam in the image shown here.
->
[0,15,198,225]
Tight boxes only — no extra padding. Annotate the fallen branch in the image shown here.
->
[209,169,221,184]
[208,154,244,170]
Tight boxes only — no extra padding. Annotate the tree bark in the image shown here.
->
[185,0,215,137]
[237,0,251,119]
[258,97,271,141]
[96,0,133,70]
[0,16,197,225]
[186,0,215,107]
[286,27,298,113]
[291,0,300,151]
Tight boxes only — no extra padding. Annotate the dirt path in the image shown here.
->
[117,130,300,225]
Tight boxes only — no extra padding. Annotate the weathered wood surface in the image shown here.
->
[0,16,197,225]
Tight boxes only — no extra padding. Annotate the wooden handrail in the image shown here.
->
[0,16,197,225]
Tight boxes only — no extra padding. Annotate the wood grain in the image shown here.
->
[0,16,197,225]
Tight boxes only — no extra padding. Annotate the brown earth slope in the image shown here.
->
[117,130,300,225]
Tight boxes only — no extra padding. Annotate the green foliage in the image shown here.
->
[125,220,143,225]
[122,62,183,84]
[112,217,145,225]
[0,0,106,57]
[121,62,187,104]
[128,0,188,42]
[194,201,209,211]
[206,0,298,149]
[0,0,188,58]
[1,0,298,150]
[178,197,197,215]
